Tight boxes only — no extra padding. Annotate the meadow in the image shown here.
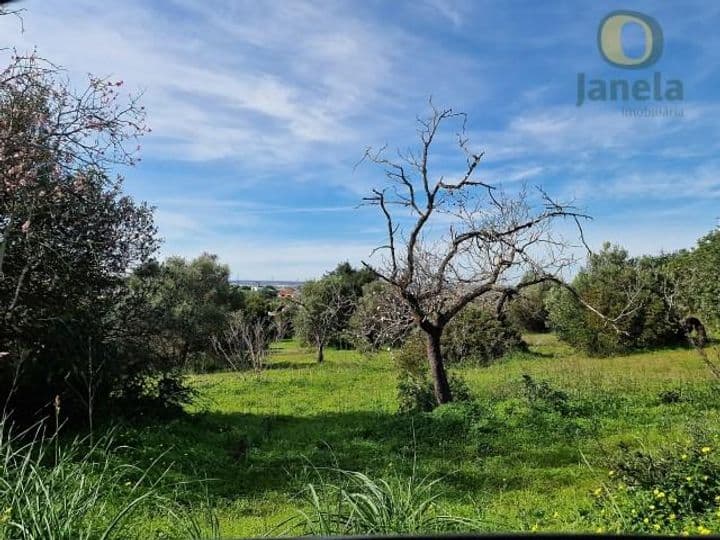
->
[110,334,720,537]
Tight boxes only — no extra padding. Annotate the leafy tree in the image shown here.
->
[0,53,169,423]
[131,253,244,368]
[505,278,554,333]
[546,243,684,356]
[664,230,720,330]
[294,276,356,362]
[325,261,375,297]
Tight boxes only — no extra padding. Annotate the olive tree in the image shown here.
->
[294,276,356,363]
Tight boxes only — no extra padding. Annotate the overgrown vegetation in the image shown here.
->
[60,336,715,537]
[3,8,720,536]
[546,243,686,356]
[284,465,477,535]
[0,416,220,539]
[594,436,720,534]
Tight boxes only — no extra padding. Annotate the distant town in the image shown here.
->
[232,279,303,298]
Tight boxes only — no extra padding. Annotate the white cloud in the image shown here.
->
[160,238,379,281]
[0,0,461,167]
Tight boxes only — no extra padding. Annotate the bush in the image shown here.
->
[0,54,198,425]
[443,304,526,366]
[593,439,720,534]
[664,230,720,332]
[506,281,554,333]
[546,243,685,356]
[395,335,472,413]
[521,374,572,417]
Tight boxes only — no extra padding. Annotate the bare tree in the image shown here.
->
[360,103,601,404]
[212,312,271,372]
[349,281,414,353]
[270,302,297,341]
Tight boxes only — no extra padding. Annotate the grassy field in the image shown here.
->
[116,334,720,537]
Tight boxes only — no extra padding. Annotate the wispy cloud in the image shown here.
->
[3,1,719,277]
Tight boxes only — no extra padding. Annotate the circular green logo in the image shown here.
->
[598,10,663,69]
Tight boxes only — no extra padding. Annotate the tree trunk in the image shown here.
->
[425,329,452,404]
[317,342,324,363]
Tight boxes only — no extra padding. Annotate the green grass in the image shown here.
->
[111,335,720,537]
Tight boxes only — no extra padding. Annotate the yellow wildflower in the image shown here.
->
[530,524,539,533]
[697,525,711,535]
[596,527,605,533]
[701,446,712,454]
[681,453,689,460]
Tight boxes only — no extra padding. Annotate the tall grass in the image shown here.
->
[283,462,481,535]
[0,416,220,540]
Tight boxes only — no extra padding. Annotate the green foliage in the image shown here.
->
[0,55,199,424]
[70,336,720,536]
[395,334,472,413]
[294,275,357,360]
[285,465,476,535]
[664,229,720,331]
[0,152,162,423]
[131,253,244,369]
[521,374,572,417]
[506,280,554,333]
[0,416,219,540]
[546,243,685,356]
[443,304,526,366]
[595,439,720,534]
[324,261,375,298]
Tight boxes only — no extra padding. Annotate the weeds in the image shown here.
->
[0,415,220,539]
[282,460,481,535]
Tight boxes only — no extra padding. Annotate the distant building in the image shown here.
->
[278,287,297,299]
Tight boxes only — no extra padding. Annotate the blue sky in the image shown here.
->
[2,0,720,279]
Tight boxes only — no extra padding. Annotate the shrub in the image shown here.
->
[442,304,525,366]
[546,243,685,356]
[658,388,684,405]
[395,335,472,413]
[505,281,554,333]
[521,374,572,417]
[664,230,720,332]
[593,439,720,534]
